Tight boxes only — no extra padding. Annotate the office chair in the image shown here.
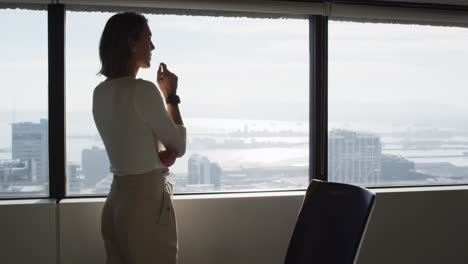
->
[284,179,376,264]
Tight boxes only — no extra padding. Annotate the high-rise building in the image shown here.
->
[81,146,110,188]
[210,162,222,189]
[67,163,83,193]
[188,154,210,185]
[0,159,37,184]
[328,129,381,184]
[12,119,48,182]
[188,154,222,189]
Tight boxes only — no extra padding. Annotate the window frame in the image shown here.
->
[48,3,66,200]
[0,6,50,200]
[2,1,468,200]
[59,6,317,199]
[326,17,468,189]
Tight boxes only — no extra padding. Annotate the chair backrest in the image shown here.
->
[284,179,376,264]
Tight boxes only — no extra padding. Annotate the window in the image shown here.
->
[328,21,468,186]
[0,9,48,198]
[66,11,309,195]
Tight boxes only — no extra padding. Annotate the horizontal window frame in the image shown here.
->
[63,182,468,199]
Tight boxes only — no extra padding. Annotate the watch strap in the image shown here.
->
[165,94,181,105]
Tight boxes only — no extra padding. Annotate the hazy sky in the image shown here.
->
[1,8,468,123]
[65,11,309,120]
[328,21,468,125]
[0,9,310,121]
[329,21,468,105]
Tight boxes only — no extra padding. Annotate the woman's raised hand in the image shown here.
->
[157,63,178,99]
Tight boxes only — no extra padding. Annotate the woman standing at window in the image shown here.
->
[93,12,186,264]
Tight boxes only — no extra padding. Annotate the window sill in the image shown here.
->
[0,199,56,205]
[2,185,468,205]
[370,184,468,193]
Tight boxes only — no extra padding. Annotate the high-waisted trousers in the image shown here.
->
[101,168,177,264]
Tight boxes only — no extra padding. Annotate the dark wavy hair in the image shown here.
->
[98,12,148,78]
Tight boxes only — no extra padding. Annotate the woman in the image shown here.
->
[93,12,186,264]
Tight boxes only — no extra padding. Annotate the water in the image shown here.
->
[384,149,468,166]
[0,112,309,173]
[3,113,468,178]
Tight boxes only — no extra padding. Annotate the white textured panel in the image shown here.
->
[0,200,57,264]
[59,199,106,264]
[330,3,468,27]
[58,194,304,264]
[0,0,50,3]
[57,0,468,26]
[358,189,468,264]
[377,0,468,6]
[60,0,325,16]
[4,0,468,7]
[55,187,468,264]
[175,194,304,264]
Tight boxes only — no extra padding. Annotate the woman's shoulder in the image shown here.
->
[95,77,156,90]
[133,79,161,97]
[134,78,157,89]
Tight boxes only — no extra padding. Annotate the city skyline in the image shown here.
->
[3,116,468,196]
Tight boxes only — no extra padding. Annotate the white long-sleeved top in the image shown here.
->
[92,77,186,176]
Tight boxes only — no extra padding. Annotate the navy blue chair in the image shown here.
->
[284,179,376,264]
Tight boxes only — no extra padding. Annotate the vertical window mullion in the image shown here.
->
[309,15,328,182]
[48,4,66,200]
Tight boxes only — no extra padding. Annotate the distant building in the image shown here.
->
[95,174,113,194]
[210,162,222,189]
[188,154,211,185]
[81,146,110,187]
[0,159,37,184]
[67,163,84,193]
[188,154,222,189]
[12,119,48,182]
[328,129,381,184]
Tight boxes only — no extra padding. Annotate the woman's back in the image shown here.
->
[93,77,186,176]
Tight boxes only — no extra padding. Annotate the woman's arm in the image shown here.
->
[157,63,183,126]
[134,81,186,157]
[155,63,185,162]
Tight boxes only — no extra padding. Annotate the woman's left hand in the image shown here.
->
[159,150,177,168]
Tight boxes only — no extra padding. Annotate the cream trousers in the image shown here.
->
[101,168,177,264]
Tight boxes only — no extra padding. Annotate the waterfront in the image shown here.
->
[3,112,468,196]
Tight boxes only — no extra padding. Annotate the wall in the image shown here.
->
[1,188,468,264]
[0,199,57,264]
[357,188,468,264]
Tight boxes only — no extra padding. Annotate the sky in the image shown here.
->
[1,8,468,125]
[328,21,468,126]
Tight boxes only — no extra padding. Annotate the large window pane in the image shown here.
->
[66,11,309,195]
[0,9,48,198]
[329,21,468,186]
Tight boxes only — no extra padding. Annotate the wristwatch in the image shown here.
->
[165,94,181,105]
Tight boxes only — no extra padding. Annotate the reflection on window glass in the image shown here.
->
[329,21,468,186]
[66,12,309,195]
[0,9,48,198]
